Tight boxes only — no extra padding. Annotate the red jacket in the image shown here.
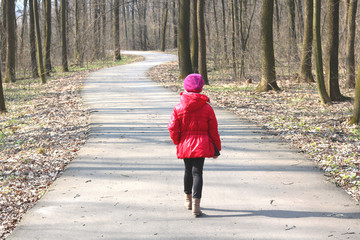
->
[168,92,221,159]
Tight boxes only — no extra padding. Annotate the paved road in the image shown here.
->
[8,51,360,240]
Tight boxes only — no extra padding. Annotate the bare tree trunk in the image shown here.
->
[325,0,345,101]
[19,0,28,59]
[256,0,280,91]
[239,0,257,78]
[74,0,80,65]
[113,0,121,60]
[4,0,16,83]
[0,63,5,111]
[131,0,136,49]
[221,0,228,62]
[350,57,360,124]
[172,0,178,48]
[93,0,100,60]
[101,0,106,58]
[142,2,148,50]
[178,0,192,79]
[44,0,52,75]
[191,0,198,73]
[29,0,39,78]
[275,0,280,38]
[288,0,299,61]
[345,0,357,89]
[230,0,237,80]
[161,0,169,52]
[1,0,7,63]
[33,0,46,84]
[61,0,68,72]
[54,0,61,37]
[313,0,331,104]
[198,0,208,84]
[298,0,314,83]
[122,0,129,49]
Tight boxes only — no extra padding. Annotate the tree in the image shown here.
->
[191,0,198,72]
[325,0,345,101]
[256,0,280,91]
[113,0,121,60]
[172,0,178,48]
[61,0,68,72]
[230,0,237,80]
[160,0,168,52]
[74,0,81,65]
[29,0,39,78]
[44,0,52,75]
[122,0,129,49]
[33,0,46,84]
[220,0,228,62]
[298,0,314,83]
[239,0,257,78]
[0,56,5,112]
[131,0,136,49]
[1,0,7,64]
[19,0,28,60]
[349,59,360,125]
[178,0,192,79]
[287,0,299,61]
[345,0,357,89]
[4,0,16,83]
[313,0,331,104]
[197,0,208,84]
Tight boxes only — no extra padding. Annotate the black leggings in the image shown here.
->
[183,158,205,199]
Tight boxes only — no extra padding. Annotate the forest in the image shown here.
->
[1,0,360,238]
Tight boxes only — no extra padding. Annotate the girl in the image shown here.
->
[168,73,221,217]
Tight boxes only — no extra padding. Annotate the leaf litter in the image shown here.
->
[148,61,360,204]
[0,72,90,239]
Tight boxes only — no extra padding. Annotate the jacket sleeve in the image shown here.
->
[168,109,180,145]
[208,107,221,151]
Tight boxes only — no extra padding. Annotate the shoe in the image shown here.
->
[192,198,202,217]
[185,194,192,210]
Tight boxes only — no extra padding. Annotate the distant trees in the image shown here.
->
[2,0,360,123]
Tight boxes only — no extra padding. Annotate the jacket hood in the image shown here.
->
[180,91,210,112]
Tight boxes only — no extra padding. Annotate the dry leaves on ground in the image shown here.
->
[148,61,360,203]
[0,72,90,239]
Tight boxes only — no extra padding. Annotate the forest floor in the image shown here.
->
[147,61,360,204]
[0,54,144,239]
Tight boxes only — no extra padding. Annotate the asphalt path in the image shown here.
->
[8,51,360,240]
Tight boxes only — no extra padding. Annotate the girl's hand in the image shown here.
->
[213,156,219,159]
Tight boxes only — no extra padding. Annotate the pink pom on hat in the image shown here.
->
[183,74,204,93]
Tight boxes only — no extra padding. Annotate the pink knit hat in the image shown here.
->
[183,74,204,93]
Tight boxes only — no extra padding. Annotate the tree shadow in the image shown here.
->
[200,208,360,219]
